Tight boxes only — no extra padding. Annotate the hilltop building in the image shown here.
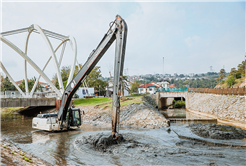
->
[138,82,161,94]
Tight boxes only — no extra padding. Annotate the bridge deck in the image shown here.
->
[1,98,56,107]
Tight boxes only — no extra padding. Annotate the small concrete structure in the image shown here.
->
[1,98,56,107]
[156,91,188,109]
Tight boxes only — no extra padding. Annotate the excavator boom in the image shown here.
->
[57,15,127,137]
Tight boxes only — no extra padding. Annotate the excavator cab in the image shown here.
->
[67,108,82,128]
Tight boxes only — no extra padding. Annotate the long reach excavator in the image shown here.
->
[32,15,127,138]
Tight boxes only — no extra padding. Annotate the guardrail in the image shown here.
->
[156,88,188,93]
[188,87,246,95]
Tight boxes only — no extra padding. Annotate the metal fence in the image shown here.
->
[188,87,246,95]
[156,87,188,93]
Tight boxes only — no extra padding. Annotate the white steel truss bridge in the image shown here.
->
[0,24,84,98]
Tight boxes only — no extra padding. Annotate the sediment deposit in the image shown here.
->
[78,102,170,129]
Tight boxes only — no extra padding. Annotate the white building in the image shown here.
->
[138,83,161,94]
[75,87,94,98]
[156,81,169,90]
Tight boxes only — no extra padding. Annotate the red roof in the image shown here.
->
[169,85,176,88]
[15,80,23,83]
[15,80,47,85]
[139,83,161,88]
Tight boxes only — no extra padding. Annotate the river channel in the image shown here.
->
[1,109,246,165]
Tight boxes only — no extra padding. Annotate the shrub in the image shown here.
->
[226,75,235,86]
[173,101,185,108]
[236,73,241,79]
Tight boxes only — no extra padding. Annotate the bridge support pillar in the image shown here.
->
[56,100,61,110]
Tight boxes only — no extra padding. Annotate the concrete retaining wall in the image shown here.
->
[186,93,246,128]
[1,98,56,107]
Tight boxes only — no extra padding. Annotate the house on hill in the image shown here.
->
[138,82,161,94]
[169,84,176,89]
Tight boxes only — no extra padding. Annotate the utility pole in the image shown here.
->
[245,53,246,86]
[99,85,100,97]
[163,57,164,81]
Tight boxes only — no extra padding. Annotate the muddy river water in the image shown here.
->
[1,110,246,165]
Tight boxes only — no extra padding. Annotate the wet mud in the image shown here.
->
[74,130,246,165]
[189,123,246,140]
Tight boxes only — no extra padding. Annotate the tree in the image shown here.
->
[1,76,17,91]
[229,67,236,77]
[0,73,4,91]
[170,79,174,84]
[216,69,226,82]
[130,80,141,94]
[61,66,70,82]
[226,75,235,87]
[18,78,35,92]
[85,66,108,95]
[120,76,130,96]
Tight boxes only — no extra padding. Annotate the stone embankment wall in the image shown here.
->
[186,93,246,128]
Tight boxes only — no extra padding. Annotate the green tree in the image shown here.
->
[0,73,4,92]
[85,66,108,95]
[216,69,226,82]
[1,76,17,91]
[226,75,235,87]
[130,80,141,94]
[61,66,70,82]
[228,68,236,77]
[18,78,35,92]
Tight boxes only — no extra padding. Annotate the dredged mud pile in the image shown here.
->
[79,103,170,129]
[189,123,246,140]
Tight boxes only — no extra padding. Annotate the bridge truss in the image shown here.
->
[0,24,81,98]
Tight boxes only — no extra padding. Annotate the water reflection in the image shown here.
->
[160,108,214,119]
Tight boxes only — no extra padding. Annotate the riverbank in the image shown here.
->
[1,139,48,166]
[186,93,246,130]
[0,107,25,114]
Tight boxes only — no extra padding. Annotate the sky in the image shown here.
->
[0,1,245,83]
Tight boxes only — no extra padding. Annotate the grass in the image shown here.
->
[73,96,143,108]
[22,156,33,163]
[73,97,112,106]
[1,107,24,114]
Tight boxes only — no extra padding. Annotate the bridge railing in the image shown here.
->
[188,87,246,95]
[156,87,188,93]
[1,91,58,98]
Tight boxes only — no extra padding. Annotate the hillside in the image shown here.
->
[215,77,246,89]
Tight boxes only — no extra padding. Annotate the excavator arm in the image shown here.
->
[58,15,127,137]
